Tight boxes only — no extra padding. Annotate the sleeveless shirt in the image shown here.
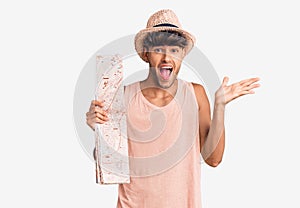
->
[117,79,202,208]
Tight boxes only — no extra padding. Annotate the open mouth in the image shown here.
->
[159,66,173,80]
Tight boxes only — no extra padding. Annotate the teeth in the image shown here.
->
[161,66,173,71]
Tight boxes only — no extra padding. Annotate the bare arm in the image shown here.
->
[193,83,225,167]
[193,77,260,167]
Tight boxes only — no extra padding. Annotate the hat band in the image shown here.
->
[153,23,178,28]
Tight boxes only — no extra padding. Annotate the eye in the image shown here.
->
[154,48,163,53]
[170,48,179,53]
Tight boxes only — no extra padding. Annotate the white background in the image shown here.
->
[1,0,299,207]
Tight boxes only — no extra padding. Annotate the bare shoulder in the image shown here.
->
[191,82,207,99]
[191,82,210,110]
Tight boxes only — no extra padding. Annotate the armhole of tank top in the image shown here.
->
[124,82,139,104]
[188,82,200,110]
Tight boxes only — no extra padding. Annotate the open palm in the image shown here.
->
[215,77,260,105]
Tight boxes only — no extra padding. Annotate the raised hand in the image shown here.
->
[215,77,260,105]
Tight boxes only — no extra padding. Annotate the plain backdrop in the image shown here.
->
[0,0,299,207]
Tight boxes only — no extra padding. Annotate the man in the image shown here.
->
[86,9,260,208]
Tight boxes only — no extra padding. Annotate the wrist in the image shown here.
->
[214,91,226,107]
[214,101,225,111]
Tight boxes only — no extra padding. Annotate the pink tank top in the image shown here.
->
[117,79,202,208]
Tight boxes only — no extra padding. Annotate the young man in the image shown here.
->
[86,9,260,208]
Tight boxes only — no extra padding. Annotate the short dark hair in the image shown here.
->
[143,30,188,49]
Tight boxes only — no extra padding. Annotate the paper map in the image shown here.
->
[94,54,130,184]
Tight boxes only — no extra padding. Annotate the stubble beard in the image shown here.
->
[154,69,177,89]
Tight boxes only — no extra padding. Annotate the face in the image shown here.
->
[144,45,186,89]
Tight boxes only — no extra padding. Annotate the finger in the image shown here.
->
[239,90,255,96]
[87,110,109,121]
[94,117,107,124]
[89,105,107,114]
[95,112,109,121]
[90,100,105,111]
[94,108,108,116]
[92,100,105,107]
[240,77,260,86]
[239,77,260,85]
[243,83,260,91]
[222,76,229,87]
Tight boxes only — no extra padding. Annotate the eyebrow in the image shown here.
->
[151,45,181,48]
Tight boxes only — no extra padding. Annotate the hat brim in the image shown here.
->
[134,27,196,62]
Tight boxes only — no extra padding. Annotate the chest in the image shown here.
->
[143,95,174,107]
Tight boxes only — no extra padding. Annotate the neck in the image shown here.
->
[140,78,178,98]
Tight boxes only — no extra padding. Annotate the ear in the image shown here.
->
[141,48,149,62]
[182,47,187,57]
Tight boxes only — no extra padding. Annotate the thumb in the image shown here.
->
[222,76,229,87]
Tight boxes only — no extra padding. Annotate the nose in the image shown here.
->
[161,51,172,62]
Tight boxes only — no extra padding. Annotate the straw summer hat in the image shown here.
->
[134,9,196,62]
